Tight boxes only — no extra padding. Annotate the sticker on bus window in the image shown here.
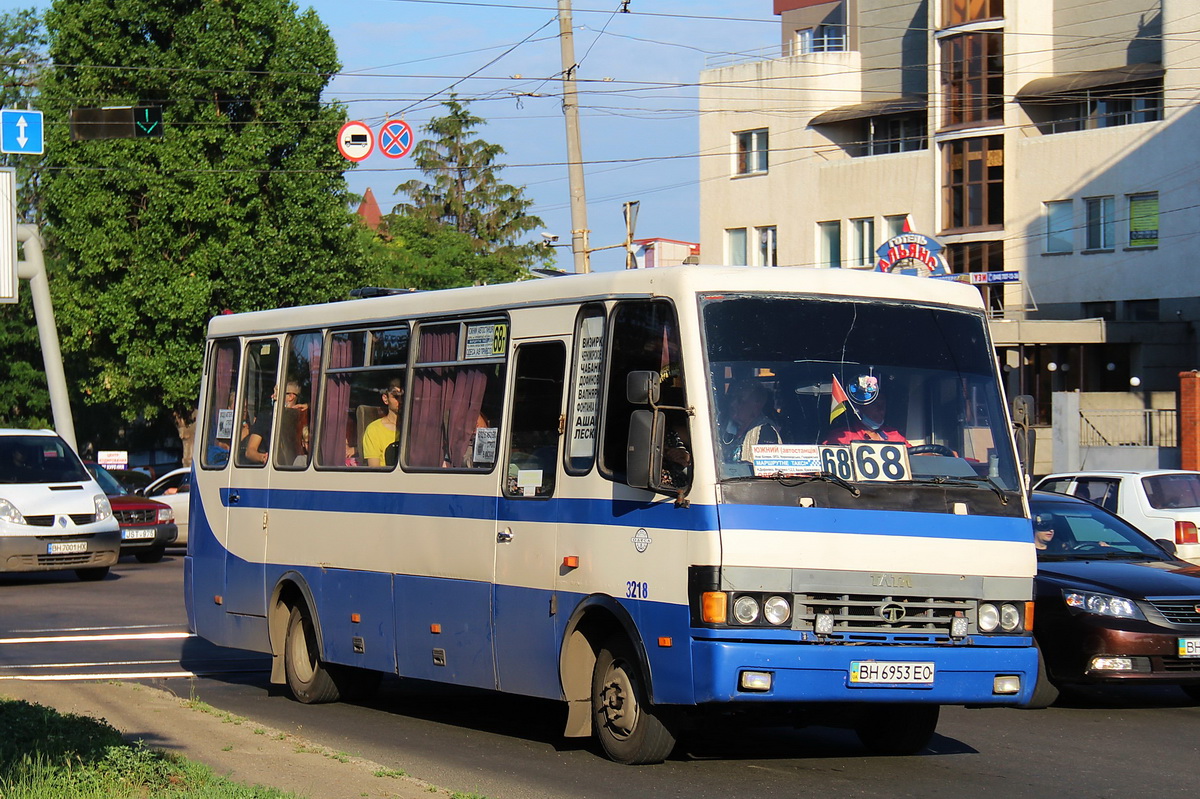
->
[568,316,604,460]
[465,323,501,359]
[473,428,497,463]
[216,408,236,440]
[751,444,821,477]
[516,469,542,496]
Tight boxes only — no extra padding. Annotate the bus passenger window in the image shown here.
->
[316,327,408,470]
[238,340,281,468]
[505,342,566,498]
[276,332,321,469]
[201,340,242,469]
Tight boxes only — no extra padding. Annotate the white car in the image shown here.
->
[0,429,121,580]
[1033,470,1200,565]
[142,467,190,546]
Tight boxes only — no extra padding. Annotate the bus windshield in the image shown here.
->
[703,294,1019,491]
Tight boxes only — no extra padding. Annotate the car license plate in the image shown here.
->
[1178,638,1200,658]
[47,541,86,555]
[122,528,156,540]
[849,661,935,685]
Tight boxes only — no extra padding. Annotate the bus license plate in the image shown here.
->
[850,661,935,685]
[1179,638,1200,658]
[122,528,156,540]
[47,541,87,555]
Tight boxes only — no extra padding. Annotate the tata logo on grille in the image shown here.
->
[871,573,913,589]
[879,603,906,623]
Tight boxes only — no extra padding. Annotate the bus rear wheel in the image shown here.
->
[855,704,939,755]
[284,605,340,704]
[591,636,676,764]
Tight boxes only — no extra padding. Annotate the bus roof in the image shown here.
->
[207,266,985,336]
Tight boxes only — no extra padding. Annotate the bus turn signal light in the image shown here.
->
[562,555,579,569]
[702,592,727,624]
[1176,521,1198,545]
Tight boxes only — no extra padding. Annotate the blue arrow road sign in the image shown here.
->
[0,109,44,154]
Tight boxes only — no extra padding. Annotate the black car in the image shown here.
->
[1030,490,1200,706]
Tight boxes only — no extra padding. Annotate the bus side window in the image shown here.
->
[504,342,566,498]
[566,306,605,475]
[201,339,242,470]
[276,331,322,469]
[316,327,408,469]
[237,340,281,468]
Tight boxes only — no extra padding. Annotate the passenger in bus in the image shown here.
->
[721,380,781,463]
[244,382,305,465]
[363,378,403,467]
[823,373,909,445]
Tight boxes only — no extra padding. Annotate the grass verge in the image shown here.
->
[0,697,300,798]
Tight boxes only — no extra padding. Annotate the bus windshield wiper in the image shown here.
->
[908,475,1009,504]
[773,471,861,497]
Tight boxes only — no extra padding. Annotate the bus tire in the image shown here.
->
[284,604,340,704]
[1025,644,1059,709]
[75,566,109,582]
[855,704,939,755]
[591,636,676,764]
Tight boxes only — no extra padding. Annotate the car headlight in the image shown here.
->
[1063,590,1145,620]
[0,497,25,525]
[94,494,112,522]
[157,507,174,523]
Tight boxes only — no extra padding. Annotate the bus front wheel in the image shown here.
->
[854,704,939,755]
[284,605,340,704]
[591,636,676,764]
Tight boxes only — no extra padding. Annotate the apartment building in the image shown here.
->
[699,0,1199,410]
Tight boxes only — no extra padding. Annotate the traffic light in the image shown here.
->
[70,105,163,140]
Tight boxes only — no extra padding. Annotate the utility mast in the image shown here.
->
[557,0,590,273]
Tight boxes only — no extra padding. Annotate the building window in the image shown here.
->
[943,136,1004,232]
[884,214,909,239]
[1084,196,1114,250]
[794,24,847,54]
[946,240,1005,317]
[734,129,768,176]
[1082,301,1116,321]
[818,220,841,268]
[1128,192,1159,248]
[941,32,1004,128]
[1044,200,1073,253]
[943,0,1003,26]
[727,228,748,265]
[863,113,928,156]
[1123,299,1159,322]
[756,226,778,266]
[1024,80,1164,135]
[851,218,875,268]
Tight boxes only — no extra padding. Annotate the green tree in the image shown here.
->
[38,0,366,460]
[392,98,550,284]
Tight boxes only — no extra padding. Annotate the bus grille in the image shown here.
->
[794,592,974,636]
[1147,599,1200,626]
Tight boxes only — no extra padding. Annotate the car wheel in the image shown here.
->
[134,547,165,564]
[75,566,109,582]
[1182,685,1200,704]
[855,704,940,755]
[284,604,341,704]
[591,635,677,764]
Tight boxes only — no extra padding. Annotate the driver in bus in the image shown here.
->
[823,372,909,445]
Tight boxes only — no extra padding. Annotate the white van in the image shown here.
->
[0,429,121,581]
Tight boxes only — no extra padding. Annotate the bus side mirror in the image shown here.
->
[1012,394,1035,476]
[627,409,663,490]
[626,370,660,406]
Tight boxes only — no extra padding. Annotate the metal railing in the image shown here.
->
[1079,409,1177,448]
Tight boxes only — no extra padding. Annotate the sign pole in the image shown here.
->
[557,0,590,274]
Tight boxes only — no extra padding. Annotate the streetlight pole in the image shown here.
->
[557,0,590,274]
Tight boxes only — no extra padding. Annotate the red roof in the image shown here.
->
[356,187,383,231]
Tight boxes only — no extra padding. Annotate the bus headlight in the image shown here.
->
[999,603,1021,631]
[763,595,791,626]
[979,603,1000,632]
[733,596,760,624]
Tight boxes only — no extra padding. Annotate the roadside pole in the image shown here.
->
[17,224,76,452]
[557,0,590,274]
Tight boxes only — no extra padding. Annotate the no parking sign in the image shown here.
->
[378,119,414,159]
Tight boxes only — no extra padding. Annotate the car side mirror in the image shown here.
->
[1156,538,1178,557]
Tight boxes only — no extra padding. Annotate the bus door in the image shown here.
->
[493,339,568,695]
[224,337,280,618]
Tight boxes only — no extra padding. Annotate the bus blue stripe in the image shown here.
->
[717,504,1029,541]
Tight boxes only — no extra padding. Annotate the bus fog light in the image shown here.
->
[763,596,791,625]
[993,675,1020,694]
[733,596,760,625]
[740,671,773,692]
[1000,603,1021,632]
[979,603,999,632]
[1090,656,1133,672]
[951,613,968,638]
[815,611,834,635]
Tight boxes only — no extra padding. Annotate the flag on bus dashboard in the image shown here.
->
[829,374,859,423]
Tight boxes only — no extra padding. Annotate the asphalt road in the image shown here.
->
[1,553,1196,798]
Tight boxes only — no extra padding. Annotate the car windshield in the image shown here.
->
[0,434,91,484]
[1142,473,1200,510]
[1032,499,1168,559]
[86,463,128,496]
[702,294,1019,490]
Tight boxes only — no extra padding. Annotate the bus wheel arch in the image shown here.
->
[558,595,650,739]
[268,573,321,687]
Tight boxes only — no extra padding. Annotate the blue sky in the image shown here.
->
[2,0,779,270]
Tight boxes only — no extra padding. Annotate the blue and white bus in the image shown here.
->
[185,266,1037,764]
